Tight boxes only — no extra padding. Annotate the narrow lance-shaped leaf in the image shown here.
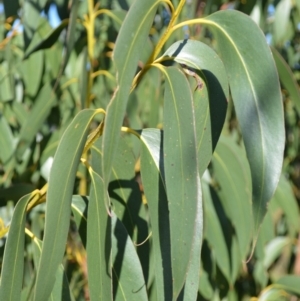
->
[161,66,201,299]
[271,47,300,115]
[101,0,160,186]
[178,185,203,301]
[140,128,173,300]
[200,10,285,237]
[212,136,252,261]
[111,214,148,301]
[87,170,112,301]
[16,83,57,160]
[0,193,32,301]
[162,39,228,175]
[31,237,71,301]
[34,109,102,301]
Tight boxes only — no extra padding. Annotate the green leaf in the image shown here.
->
[91,137,150,284]
[270,175,300,237]
[0,193,32,301]
[162,66,201,299]
[0,62,14,102]
[87,170,112,301]
[0,115,15,168]
[162,39,229,175]
[275,275,300,296]
[34,109,101,301]
[20,50,43,97]
[101,0,160,186]
[202,180,231,283]
[24,19,69,59]
[71,195,88,247]
[16,83,57,160]
[140,128,173,300]
[178,187,202,301]
[203,10,285,237]
[112,214,148,301]
[263,237,291,269]
[31,237,72,301]
[271,47,300,115]
[274,0,291,45]
[212,136,252,261]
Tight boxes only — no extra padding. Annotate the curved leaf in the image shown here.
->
[34,109,101,301]
[212,136,252,260]
[275,275,300,296]
[0,194,32,301]
[272,47,300,115]
[87,170,112,301]
[101,0,160,186]
[24,19,69,59]
[16,83,57,160]
[31,237,71,301]
[162,39,229,175]
[203,10,285,237]
[178,186,202,301]
[202,180,231,283]
[270,175,300,237]
[162,66,202,299]
[140,128,172,300]
[112,214,148,301]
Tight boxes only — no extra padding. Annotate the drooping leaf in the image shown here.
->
[275,275,300,296]
[0,115,15,169]
[87,170,112,301]
[274,0,291,45]
[270,175,300,237]
[212,136,252,261]
[263,237,291,269]
[272,47,300,115]
[162,39,228,175]
[162,66,201,299]
[111,214,148,301]
[0,194,32,301]
[24,19,69,59]
[31,237,71,301]
[16,83,57,160]
[101,0,160,186]
[71,195,88,247]
[178,185,202,301]
[34,109,102,301]
[140,128,172,300]
[20,50,44,96]
[202,10,285,238]
[202,179,231,283]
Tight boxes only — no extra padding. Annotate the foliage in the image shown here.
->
[0,0,299,300]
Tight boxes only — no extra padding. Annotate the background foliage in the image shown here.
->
[0,0,299,300]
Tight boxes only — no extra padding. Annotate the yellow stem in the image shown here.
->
[121,127,141,139]
[92,70,115,81]
[61,78,78,89]
[94,9,122,25]
[132,0,185,90]
[151,0,185,61]
[87,0,95,64]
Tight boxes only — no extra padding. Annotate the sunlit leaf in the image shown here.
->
[0,194,32,301]
[202,10,285,238]
[101,0,160,186]
[162,66,201,298]
[87,170,112,301]
[162,39,228,175]
[112,214,148,301]
[34,109,101,301]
